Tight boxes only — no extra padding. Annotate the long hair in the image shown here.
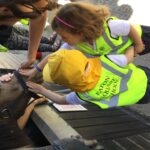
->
[52,2,110,42]
[0,0,59,20]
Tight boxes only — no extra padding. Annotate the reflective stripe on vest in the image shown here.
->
[79,61,132,108]
[102,30,129,54]
[76,17,142,55]
[77,56,147,109]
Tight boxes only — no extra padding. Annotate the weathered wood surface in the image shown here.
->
[0,51,27,69]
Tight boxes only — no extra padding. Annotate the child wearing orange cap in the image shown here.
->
[26,47,150,109]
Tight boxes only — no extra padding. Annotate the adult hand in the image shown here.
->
[19,68,37,80]
[20,58,35,69]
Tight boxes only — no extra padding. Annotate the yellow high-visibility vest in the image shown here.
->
[77,55,147,109]
[76,16,142,56]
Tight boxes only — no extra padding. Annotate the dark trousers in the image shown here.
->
[140,25,150,55]
[5,26,53,52]
[138,66,150,104]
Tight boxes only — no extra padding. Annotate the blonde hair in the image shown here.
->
[52,2,110,41]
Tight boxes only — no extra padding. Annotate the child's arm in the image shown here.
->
[17,97,47,129]
[124,46,134,63]
[129,24,145,55]
[20,1,48,69]
[107,46,134,67]
[26,81,67,104]
[19,54,50,80]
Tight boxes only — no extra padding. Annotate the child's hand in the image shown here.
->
[17,97,47,129]
[28,97,47,109]
[134,43,145,54]
[0,73,13,82]
[26,81,45,95]
[19,68,37,80]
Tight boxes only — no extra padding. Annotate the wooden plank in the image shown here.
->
[140,133,150,140]
[76,121,149,138]
[59,109,125,120]
[101,140,125,150]
[32,105,81,143]
[67,115,136,128]
[0,51,26,69]
[102,139,142,150]
[96,130,150,141]
[128,135,150,149]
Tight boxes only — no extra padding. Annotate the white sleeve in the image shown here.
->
[108,19,131,38]
[60,43,75,50]
[107,54,128,67]
[65,92,87,104]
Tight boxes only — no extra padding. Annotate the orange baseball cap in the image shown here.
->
[43,50,101,92]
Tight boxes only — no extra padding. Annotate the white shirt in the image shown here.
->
[60,19,131,49]
[107,19,130,38]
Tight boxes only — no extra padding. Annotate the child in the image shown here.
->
[26,48,150,109]
[51,2,150,56]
